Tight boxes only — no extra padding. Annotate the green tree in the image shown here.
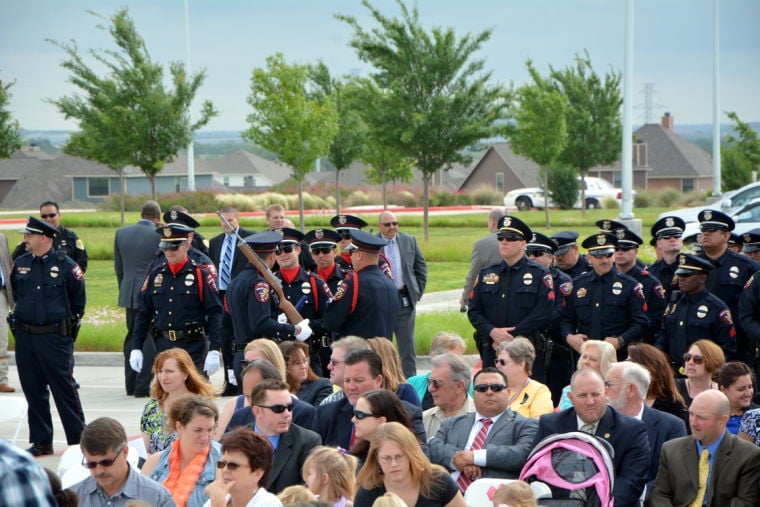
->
[244,53,339,229]
[48,8,216,213]
[546,52,622,215]
[0,76,22,158]
[722,111,760,191]
[337,0,510,240]
[548,164,579,210]
[506,60,567,227]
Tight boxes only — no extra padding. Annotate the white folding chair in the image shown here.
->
[57,445,84,477]
[0,396,28,445]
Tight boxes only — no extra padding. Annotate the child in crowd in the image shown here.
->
[302,446,357,507]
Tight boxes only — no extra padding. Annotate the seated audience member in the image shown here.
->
[0,438,56,506]
[628,342,688,425]
[280,341,332,406]
[495,338,553,417]
[367,337,422,408]
[429,367,538,490]
[142,395,221,507]
[739,407,760,445]
[605,362,687,498]
[249,379,322,494]
[302,446,357,507]
[355,422,466,507]
[245,338,288,374]
[649,390,760,506]
[69,417,174,506]
[277,485,318,504]
[203,427,283,507]
[558,339,617,409]
[407,332,468,410]
[44,468,79,507]
[141,348,217,454]
[490,481,537,507]
[675,339,725,408]
[533,368,649,507]
[370,492,408,507]
[320,336,371,406]
[718,361,759,434]
[423,353,475,441]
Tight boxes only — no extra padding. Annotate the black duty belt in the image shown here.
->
[17,322,62,334]
[157,330,197,341]
[232,341,250,353]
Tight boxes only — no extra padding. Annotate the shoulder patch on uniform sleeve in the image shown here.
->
[75,239,85,250]
[71,264,84,281]
[719,308,733,326]
[633,283,645,300]
[744,276,754,290]
[542,272,553,290]
[206,272,218,293]
[333,280,347,301]
[254,281,270,303]
[205,263,218,279]
[654,283,666,300]
[560,281,573,297]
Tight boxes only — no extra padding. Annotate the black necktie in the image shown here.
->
[34,257,47,325]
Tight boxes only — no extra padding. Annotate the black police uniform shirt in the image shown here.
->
[559,268,649,349]
[560,254,591,280]
[316,261,350,294]
[336,252,394,279]
[656,288,736,368]
[11,249,86,326]
[147,245,218,281]
[647,258,679,301]
[221,264,297,346]
[323,264,399,339]
[13,225,89,272]
[621,265,667,343]
[277,266,331,341]
[550,266,573,341]
[467,256,554,339]
[738,272,760,348]
[131,257,222,350]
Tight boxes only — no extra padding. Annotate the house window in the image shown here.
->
[88,177,109,197]
[244,175,254,188]
[613,173,622,187]
[496,173,504,193]
[682,179,694,193]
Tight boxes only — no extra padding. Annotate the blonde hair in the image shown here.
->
[277,485,317,504]
[371,492,407,507]
[367,337,406,391]
[245,338,286,376]
[491,480,537,507]
[578,340,617,376]
[302,446,357,501]
[429,332,467,356]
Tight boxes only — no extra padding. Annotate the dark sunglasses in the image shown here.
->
[82,443,125,469]
[677,272,699,278]
[160,243,184,252]
[380,221,399,227]
[494,358,507,367]
[256,403,294,414]
[311,247,334,255]
[338,232,352,240]
[353,409,377,420]
[614,246,637,252]
[497,234,522,242]
[40,213,58,219]
[526,249,547,258]
[590,252,614,259]
[683,353,704,365]
[474,383,507,393]
[426,378,447,388]
[275,245,296,255]
[217,459,249,471]
[659,234,681,240]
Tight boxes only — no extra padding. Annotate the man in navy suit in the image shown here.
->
[533,368,650,507]
[605,361,687,499]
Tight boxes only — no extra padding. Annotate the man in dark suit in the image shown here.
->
[605,361,686,499]
[648,390,760,507]
[429,367,537,488]
[533,368,650,507]
[378,211,427,377]
[113,200,161,396]
[248,379,321,494]
[460,207,506,310]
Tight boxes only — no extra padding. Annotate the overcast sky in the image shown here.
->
[1,0,758,132]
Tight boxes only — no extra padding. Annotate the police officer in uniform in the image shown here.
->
[560,232,649,361]
[656,253,735,370]
[330,214,393,278]
[128,220,223,378]
[740,228,760,263]
[13,201,89,271]
[647,216,686,301]
[323,229,399,339]
[11,217,86,456]
[551,231,591,279]
[221,231,313,385]
[468,216,554,368]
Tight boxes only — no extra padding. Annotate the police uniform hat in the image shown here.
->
[244,231,281,253]
[674,253,713,276]
[613,228,643,248]
[596,219,628,233]
[157,223,192,248]
[330,214,368,231]
[163,209,200,229]
[551,231,580,256]
[729,232,743,248]
[742,228,760,253]
[20,216,57,238]
[527,232,558,253]
[698,209,735,231]
[304,228,341,249]
[651,215,685,239]
[581,232,618,256]
[497,215,532,240]
[343,229,387,253]
[276,227,304,245]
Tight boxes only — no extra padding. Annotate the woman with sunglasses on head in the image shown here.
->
[355,421,466,507]
[494,338,553,418]
[280,341,332,406]
[557,339,617,409]
[203,427,282,507]
[142,395,222,507]
[674,339,725,408]
[718,361,759,435]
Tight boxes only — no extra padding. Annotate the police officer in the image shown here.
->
[155,210,217,277]
[11,217,86,456]
[330,214,393,279]
[595,219,646,269]
[13,201,89,271]
[647,215,686,301]
[551,231,591,279]
[740,228,760,263]
[323,229,399,339]
[697,209,759,364]
[468,216,554,368]
[128,220,223,377]
[657,253,735,370]
[560,232,649,361]
[221,231,312,385]
[612,228,667,343]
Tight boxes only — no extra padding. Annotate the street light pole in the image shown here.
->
[184,0,196,191]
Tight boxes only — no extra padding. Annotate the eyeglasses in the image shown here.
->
[589,252,614,259]
[256,403,294,414]
[216,460,250,471]
[683,353,704,365]
[426,378,448,388]
[494,358,508,367]
[677,272,699,278]
[526,250,547,258]
[380,221,399,227]
[275,245,296,255]
[603,381,618,388]
[353,409,377,420]
[614,246,637,252]
[473,383,506,393]
[40,213,58,219]
[378,454,408,465]
[659,234,681,240]
[240,359,252,368]
[82,443,125,469]
[338,232,352,240]
[311,247,334,255]
[328,358,344,366]
[497,234,522,242]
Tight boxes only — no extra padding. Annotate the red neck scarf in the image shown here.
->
[279,266,301,284]
[168,258,189,276]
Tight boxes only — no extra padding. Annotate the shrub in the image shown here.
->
[455,193,473,205]
[469,183,503,205]
[396,190,418,207]
[602,196,620,209]
[633,190,652,208]
[679,190,708,207]
[345,190,372,207]
[430,191,457,207]
[549,165,579,209]
[656,188,682,208]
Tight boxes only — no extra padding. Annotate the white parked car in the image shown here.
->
[503,176,629,211]
[658,181,760,226]
[681,199,760,240]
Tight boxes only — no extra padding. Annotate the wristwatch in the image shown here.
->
[616,336,625,349]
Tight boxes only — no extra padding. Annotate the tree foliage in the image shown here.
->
[48,8,217,204]
[0,76,22,159]
[244,53,339,228]
[548,164,579,210]
[721,111,760,191]
[336,0,510,239]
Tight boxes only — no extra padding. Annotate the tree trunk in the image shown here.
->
[297,180,305,233]
[335,169,341,214]
[149,174,157,201]
[119,169,126,226]
[423,172,431,241]
[580,170,587,217]
[542,165,550,229]
[382,169,388,209]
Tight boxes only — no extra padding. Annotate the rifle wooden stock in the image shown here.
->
[215,212,303,325]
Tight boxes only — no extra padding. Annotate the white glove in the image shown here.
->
[204,350,221,376]
[129,350,143,373]
[227,369,238,386]
[295,319,312,342]
[277,313,288,324]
